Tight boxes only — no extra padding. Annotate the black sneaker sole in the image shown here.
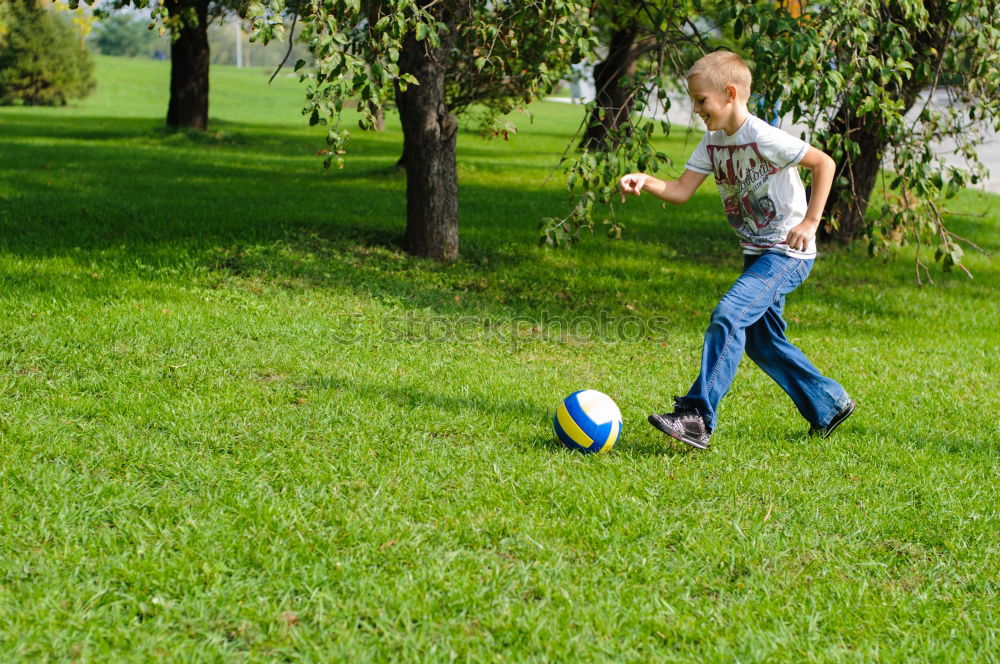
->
[816,399,856,438]
[647,414,710,450]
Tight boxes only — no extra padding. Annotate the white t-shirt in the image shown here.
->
[685,115,814,259]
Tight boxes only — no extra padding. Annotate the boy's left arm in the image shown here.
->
[786,146,836,253]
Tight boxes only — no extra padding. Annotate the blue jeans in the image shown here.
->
[679,252,850,432]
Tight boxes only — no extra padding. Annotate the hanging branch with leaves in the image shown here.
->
[539,0,710,247]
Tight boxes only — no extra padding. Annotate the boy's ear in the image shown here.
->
[726,84,738,102]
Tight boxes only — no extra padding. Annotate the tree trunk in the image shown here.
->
[396,33,459,260]
[821,4,949,243]
[165,0,210,131]
[820,109,884,243]
[394,89,407,170]
[821,84,926,243]
[581,25,640,151]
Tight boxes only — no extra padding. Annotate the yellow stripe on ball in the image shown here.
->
[556,403,593,447]
[601,419,620,453]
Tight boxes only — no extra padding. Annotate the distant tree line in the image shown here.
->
[90,13,162,58]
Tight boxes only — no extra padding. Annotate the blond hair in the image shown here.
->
[686,51,752,101]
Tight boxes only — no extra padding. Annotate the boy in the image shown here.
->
[619,51,854,450]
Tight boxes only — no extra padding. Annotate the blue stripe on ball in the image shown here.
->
[590,420,614,451]
[563,391,595,437]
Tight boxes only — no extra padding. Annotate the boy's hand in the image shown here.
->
[616,170,704,205]
[786,218,820,252]
[619,173,648,202]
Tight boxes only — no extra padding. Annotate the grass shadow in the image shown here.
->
[615,434,694,458]
[1,111,996,336]
[307,375,551,422]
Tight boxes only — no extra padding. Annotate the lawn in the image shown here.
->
[0,55,997,662]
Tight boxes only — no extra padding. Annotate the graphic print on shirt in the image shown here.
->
[707,142,780,245]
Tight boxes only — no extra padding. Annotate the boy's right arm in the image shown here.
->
[619,169,708,205]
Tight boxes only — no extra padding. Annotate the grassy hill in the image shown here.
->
[0,56,997,662]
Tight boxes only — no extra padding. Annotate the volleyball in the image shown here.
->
[553,390,623,454]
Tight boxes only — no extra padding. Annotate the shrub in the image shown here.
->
[0,0,96,106]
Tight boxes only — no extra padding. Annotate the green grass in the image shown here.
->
[0,55,997,662]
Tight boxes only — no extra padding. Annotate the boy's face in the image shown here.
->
[687,75,736,132]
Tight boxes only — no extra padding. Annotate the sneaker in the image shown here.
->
[648,399,711,450]
[810,398,856,438]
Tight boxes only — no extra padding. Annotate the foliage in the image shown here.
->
[243,0,598,169]
[0,0,96,106]
[538,0,712,246]
[725,0,999,280]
